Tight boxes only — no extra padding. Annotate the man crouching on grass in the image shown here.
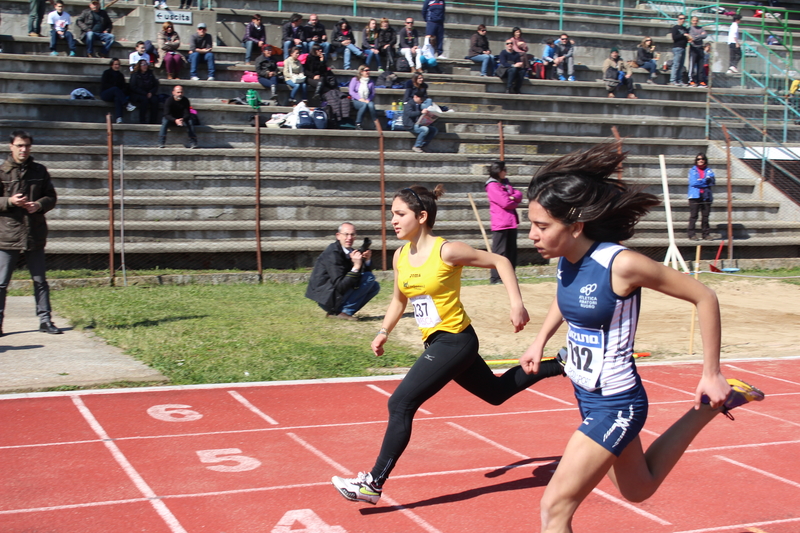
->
[305,222,380,321]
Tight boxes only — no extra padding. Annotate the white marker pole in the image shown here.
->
[659,154,689,272]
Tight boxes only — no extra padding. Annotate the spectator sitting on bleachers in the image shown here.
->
[282,13,307,58]
[541,39,556,79]
[349,64,376,130]
[242,14,265,64]
[361,19,382,71]
[283,46,307,105]
[377,18,397,71]
[156,22,182,80]
[403,90,438,153]
[498,39,525,94]
[75,1,114,58]
[331,18,363,70]
[687,16,707,87]
[188,22,214,81]
[603,47,637,99]
[304,14,330,61]
[510,27,531,70]
[398,17,421,73]
[468,24,494,77]
[422,0,445,58]
[48,1,77,56]
[159,85,197,149]
[403,72,429,105]
[128,41,150,71]
[129,59,160,124]
[553,33,575,81]
[100,58,135,124]
[635,37,659,84]
[420,35,438,73]
[255,44,279,102]
[305,44,330,101]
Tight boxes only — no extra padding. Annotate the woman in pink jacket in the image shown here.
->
[485,160,522,284]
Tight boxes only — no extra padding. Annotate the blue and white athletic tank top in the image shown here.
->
[557,241,640,396]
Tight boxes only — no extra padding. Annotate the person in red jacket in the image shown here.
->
[485,160,522,284]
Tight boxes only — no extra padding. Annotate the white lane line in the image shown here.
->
[285,432,353,476]
[380,493,444,533]
[0,498,149,515]
[640,378,694,396]
[725,364,800,386]
[672,516,800,533]
[367,384,432,415]
[687,439,800,453]
[446,422,529,460]
[0,438,102,450]
[227,390,279,424]
[715,455,800,489]
[524,387,574,405]
[591,488,672,525]
[71,396,188,533]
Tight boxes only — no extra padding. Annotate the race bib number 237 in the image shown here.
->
[410,294,442,329]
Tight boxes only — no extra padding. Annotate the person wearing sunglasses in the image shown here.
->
[670,14,690,86]
[398,18,422,72]
[468,24,494,76]
[553,33,575,82]
[636,36,659,84]
[498,40,526,93]
[687,153,716,240]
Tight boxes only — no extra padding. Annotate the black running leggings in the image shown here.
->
[370,325,547,485]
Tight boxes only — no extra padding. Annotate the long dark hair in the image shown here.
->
[394,184,445,228]
[488,161,506,180]
[527,143,660,242]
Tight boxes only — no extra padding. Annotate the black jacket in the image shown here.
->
[0,156,57,251]
[75,7,112,41]
[100,68,127,93]
[377,26,397,51]
[402,100,423,131]
[403,79,428,103]
[254,54,278,78]
[282,22,305,44]
[305,241,370,314]
[163,95,191,122]
[304,21,327,43]
[304,53,328,78]
[129,69,159,96]
[671,24,689,47]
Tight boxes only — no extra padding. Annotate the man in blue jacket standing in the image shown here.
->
[422,0,445,58]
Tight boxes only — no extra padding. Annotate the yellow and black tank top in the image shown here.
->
[397,236,471,341]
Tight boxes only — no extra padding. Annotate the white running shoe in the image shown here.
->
[190,76,200,81]
[332,472,382,504]
[126,103,136,112]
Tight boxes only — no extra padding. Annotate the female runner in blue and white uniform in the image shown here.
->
[518,143,764,533]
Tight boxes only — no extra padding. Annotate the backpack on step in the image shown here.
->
[297,109,315,128]
[312,108,328,129]
[395,56,411,72]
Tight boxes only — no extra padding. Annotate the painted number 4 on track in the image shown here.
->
[146,405,349,532]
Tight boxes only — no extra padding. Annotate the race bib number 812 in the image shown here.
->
[565,324,604,391]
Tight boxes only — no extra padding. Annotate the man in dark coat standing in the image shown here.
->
[0,131,61,336]
[305,223,380,320]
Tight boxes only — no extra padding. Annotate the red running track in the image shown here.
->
[1,357,799,533]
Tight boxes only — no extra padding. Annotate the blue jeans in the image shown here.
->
[342,43,363,69]
[339,271,381,316]
[50,29,76,52]
[283,40,308,58]
[639,59,657,76]
[505,66,526,91]
[363,48,381,69]
[100,86,128,119]
[244,40,261,62]
[411,123,437,148]
[671,46,686,84]
[84,31,114,56]
[159,116,197,143]
[0,247,52,324]
[470,54,495,76]
[258,75,277,91]
[285,79,307,101]
[352,99,375,124]
[189,51,215,78]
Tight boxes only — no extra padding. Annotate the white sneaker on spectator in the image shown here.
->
[207,76,215,81]
[191,76,200,81]
[115,117,123,124]
[411,146,424,153]
[126,103,136,112]
[437,54,447,59]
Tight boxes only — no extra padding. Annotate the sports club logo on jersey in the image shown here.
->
[579,283,597,309]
